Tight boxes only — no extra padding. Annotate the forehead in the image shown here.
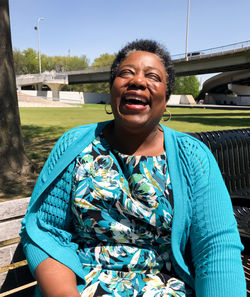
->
[120,51,165,71]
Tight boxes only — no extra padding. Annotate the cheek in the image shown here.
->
[152,85,166,103]
[110,86,121,112]
[111,84,122,103]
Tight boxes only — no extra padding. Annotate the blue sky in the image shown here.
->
[9,0,250,83]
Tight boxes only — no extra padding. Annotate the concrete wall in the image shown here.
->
[20,90,197,106]
[20,90,110,104]
[79,92,110,104]
[204,94,250,105]
[228,84,250,95]
[238,95,250,105]
[168,94,196,105]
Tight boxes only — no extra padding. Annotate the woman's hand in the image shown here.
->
[35,257,81,297]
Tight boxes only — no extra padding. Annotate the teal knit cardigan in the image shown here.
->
[20,121,246,297]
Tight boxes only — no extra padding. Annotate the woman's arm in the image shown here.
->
[35,257,80,297]
[21,161,85,295]
[189,143,246,297]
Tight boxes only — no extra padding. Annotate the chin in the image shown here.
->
[114,114,158,133]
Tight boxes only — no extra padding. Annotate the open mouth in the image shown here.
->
[122,93,151,109]
[124,97,148,106]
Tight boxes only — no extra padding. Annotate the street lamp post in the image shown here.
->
[185,0,190,61]
[34,17,45,73]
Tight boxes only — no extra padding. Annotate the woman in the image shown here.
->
[21,39,246,297]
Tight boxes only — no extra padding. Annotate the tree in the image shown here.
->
[13,48,90,74]
[42,54,89,73]
[13,48,26,74]
[0,0,33,197]
[66,55,89,71]
[173,75,200,99]
[13,48,38,74]
[23,48,38,73]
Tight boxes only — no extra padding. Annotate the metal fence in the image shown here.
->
[171,40,250,60]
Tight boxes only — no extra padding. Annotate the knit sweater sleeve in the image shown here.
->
[20,229,50,276]
[20,160,86,282]
[179,136,246,297]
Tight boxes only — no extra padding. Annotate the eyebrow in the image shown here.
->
[145,66,164,74]
[120,64,163,73]
[119,64,135,69]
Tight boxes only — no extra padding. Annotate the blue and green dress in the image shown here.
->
[71,134,187,297]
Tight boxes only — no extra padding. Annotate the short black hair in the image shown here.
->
[110,39,175,100]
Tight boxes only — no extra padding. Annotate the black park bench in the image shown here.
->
[190,128,250,296]
[0,128,249,297]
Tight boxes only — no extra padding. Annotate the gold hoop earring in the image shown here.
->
[105,103,113,115]
[163,109,172,122]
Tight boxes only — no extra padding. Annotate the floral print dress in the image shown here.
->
[71,135,186,297]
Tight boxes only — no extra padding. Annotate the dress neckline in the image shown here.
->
[113,148,166,159]
[99,133,166,158]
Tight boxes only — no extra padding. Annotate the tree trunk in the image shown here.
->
[0,0,33,198]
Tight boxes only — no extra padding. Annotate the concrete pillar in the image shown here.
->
[46,83,62,101]
[35,83,43,91]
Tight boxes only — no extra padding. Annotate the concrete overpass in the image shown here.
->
[16,71,68,98]
[66,46,250,83]
[16,40,250,100]
[202,69,250,93]
[173,47,250,76]
[200,69,250,105]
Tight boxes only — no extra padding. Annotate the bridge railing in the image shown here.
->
[171,40,250,60]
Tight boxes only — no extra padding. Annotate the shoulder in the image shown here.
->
[57,121,110,143]
[162,125,214,188]
[161,124,210,156]
[51,121,112,153]
[45,120,112,169]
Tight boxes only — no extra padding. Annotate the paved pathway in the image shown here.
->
[17,92,79,107]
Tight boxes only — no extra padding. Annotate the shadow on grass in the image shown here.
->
[165,113,250,128]
[172,113,250,117]
[22,125,66,139]
[1,126,67,199]
[21,125,67,171]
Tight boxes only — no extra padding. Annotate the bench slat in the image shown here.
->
[0,280,37,297]
[0,271,9,291]
[0,244,19,268]
[0,265,35,293]
[0,198,30,222]
[0,219,22,243]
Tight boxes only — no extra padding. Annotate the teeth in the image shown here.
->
[125,97,147,105]
[127,99,146,105]
[126,97,143,101]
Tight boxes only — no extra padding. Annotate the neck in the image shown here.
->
[104,121,165,156]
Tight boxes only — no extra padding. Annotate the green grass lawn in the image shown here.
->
[2,104,244,198]
[20,104,250,171]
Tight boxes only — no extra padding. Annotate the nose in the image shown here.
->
[129,72,146,89]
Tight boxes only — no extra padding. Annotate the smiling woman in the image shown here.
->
[106,51,168,156]
[20,40,246,297]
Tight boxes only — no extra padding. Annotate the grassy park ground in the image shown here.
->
[20,104,250,174]
[5,104,246,198]
[0,104,250,201]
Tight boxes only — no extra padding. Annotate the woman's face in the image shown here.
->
[110,51,167,132]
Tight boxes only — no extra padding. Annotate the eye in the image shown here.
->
[118,69,134,78]
[146,72,161,82]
